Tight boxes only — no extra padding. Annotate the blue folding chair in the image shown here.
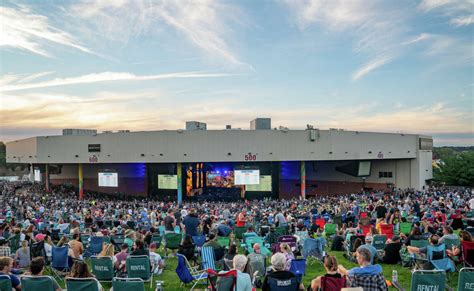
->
[427,244,455,272]
[50,246,71,283]
[201,246,217,271]
[85,236,104,257]
[302,238,324,264]
[192,235,206,248]
[267,275,299,291]
[176,253,208,290]
[289,259,306,284]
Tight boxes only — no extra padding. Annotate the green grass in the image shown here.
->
[45,248,460,291]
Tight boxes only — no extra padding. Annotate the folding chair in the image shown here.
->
[399,222,412,235]
[126,255,153,289]
[8,234,21,253]
[427,244,455,272]
[267,275,299,291]
[81,233,91,248]
[372,234,387,251]
[30,240,48,262]
[112,277,145,291]
[410,270,446,291]
[91,256,114,282]
[126,221,136,229]
[315,218,326,230]
[111,234,125,252]
[151,233,162,247]
[21,275,60,291]
[295,230,309,246]
[289,258,306,284]
[0,275,12,291]
[66,277,104,291]
[461,240,474,267]
[217,236,231,248]
[50,245,70,283]
[410,240,428,248]
[51,229,61,242]
[360,225,371,235]
[234,226,246,240]
[458,267,474,291]
[380,224,394,239]
[302,238,324,264]
[84,236,104,257]
[274,226,287,237]
[277,235,298,253]
[201,246,218,270]
[246,236,272,257]
[165,232,182,255]
[208,269,237,291]
[176,253,208,290]
[321,276,346,290]
[192,235,206,248]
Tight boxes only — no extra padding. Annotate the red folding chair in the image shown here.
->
[461,240,474,267]
[315,218,325,229]
[379,224,394,240]
[360,212,368,219]
[207,269,237,291]
[361,225,371,235]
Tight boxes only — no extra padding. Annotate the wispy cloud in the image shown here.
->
[0,71,232,92]
[418,0,474,27]
[0,5,97,57]
[450,15,474,26]
[351,56,393,81]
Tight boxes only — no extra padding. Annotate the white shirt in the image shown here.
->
[469,198,474,210]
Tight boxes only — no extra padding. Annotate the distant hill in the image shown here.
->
[433,146,474,160]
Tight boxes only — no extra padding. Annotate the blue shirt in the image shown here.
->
[348,264,383,277]
[217,224,232,237]
[0,272,20,289]
[183,215,200,237]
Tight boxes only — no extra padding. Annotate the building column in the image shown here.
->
[45,164,50,193]
[177,162,182,205]
[300,161,306,199]
[78,164,84,200]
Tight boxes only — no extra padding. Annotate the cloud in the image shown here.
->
[450,15,474,26]
[0,71,232,92]
[351,55,393,81]
[418,0,473,27]
[402,33,433,45]
[0,5,97,57]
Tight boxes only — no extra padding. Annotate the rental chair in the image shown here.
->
[372,234,387,251]
[165,232,182,255]
[208,269,237,291]
[321,275,346,291]
[289,258,306,283]
[379,224,394,239]
[274,226,287,237]
[442,238,460,250]
[50,245,70,283]
[246,254,266,284]
[126,255,153,289]
[91,256,114,282]
[176,253,208,290]
[410,270,446,291]
[201,246,218,271]
[21,275,60,291]
[234,226,246,240]
[410,240,428,248]
[111,234,125,251]
[267,275,299,291]
[461,240,474,267]
[112,277,145,291]
[427,244,455,272]
[192,235,206,248]
[0,275,12,291]
[399,222,412,235]
[66,277,103,291]
[458,267,474,291]
[81,234,91,248]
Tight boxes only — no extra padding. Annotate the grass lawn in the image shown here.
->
[46,248,460,290]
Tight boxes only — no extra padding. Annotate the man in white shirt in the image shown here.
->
[469,197,474,210]
[149,243,165,275]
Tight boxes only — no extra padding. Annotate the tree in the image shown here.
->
[434,152,474,187]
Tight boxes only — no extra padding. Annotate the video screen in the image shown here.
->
[235,170,260,185]
[246,175,272,191]
[98,172,118,187]
[206,171,234,187]
[34,169,41,182]
[358,161,371,176]
[158,175,178,190]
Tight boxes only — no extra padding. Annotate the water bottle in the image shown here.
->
[392,270,398,283]
[156,281,163,291]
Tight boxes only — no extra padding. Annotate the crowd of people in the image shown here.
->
[0,180,473,290]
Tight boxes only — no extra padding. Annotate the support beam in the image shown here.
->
[45,164,50,193]
[177,162,182,205]
[300,161,306,199]
[78,164,84,200]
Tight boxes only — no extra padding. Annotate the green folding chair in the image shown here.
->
[323,223,336,236]
[21,275,59,291]
[274,227,287,237]
[217,236,230,248]
[372,234,387,251]
[91,256,114,282]
[126,255,153,289]
[410,270,447,291]
[399,222,412,235]
[112,277,145,291]
[458,268,474,291]
[165,233,182,255]
[234,227,246,240]
[0,275,12,291]
[8,234,21,253]
[151,234,162,247]
[410,240,429,248]
[66,277,103,291]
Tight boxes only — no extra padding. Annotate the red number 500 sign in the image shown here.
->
[244,153,257,161]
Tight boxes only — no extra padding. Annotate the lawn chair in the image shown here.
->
[360,225,371,235]
[410,239,428,248]
[323,224,336,237]
[208,269,237,291]
[315,218,326,230]
[126,255,153,289]
[274,226,287,237]
[372,234,387,251]
[165,232,182,255]
[30,240,48,262]
[276,235,298,253]
[111,234,125,252]
[289,258,306,284]
[151,233,162,247]
[461,240,474,267]
[234,226,246,240]
[217,236,230,248]
[50,245,70,283]
[201,246,218,271]
[8,234,21,253]
[295,230,309,246]
[267,275,299,291]
[91,256,114,282]
[84,236,104,257]
[112,277,145,291]
[380,224,394,239]
[21,275,60,291]
[427,244,455,272]
[409,270,446,291]
[176,253,208,290]
[246,253,266,285]
[0,275,12,291]
[321,275,346,290]
[302,237,324,264]
[66,277,104,291]
[399,222,412,235]
[458,267,474,291]
[246,236,272,257]
[126,221,136,229]
[81,233,91,248]
[51,229,61,242]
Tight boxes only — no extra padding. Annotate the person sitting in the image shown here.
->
[338,248,387,290]
[402,226,423,246]
[224,244,238,270]
[279,243,294,271]
[447,230,472,257]
[204,233,225,261]
[439,226,459,244]
[228,255,252,291]
[310,255,345,291]
[27,257,61,291]
[0,256,21,291]
[331,230,345,251]
[264,227,279,245]
[178,235,196,262]
[114,244,128,273]
[15,240,31,269]
[68,233,84,260]
[149,243,165,275]
[262,253,302,291]
[380,235,402,264]
[407,234,444,269]
[217,220,233,237]
[358,236,377,264]
[130,239,149,256]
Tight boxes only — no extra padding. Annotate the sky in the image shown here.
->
[0,0,473,146]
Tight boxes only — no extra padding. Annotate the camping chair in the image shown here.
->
[151,233,162,247]
[277,235,298,253]
[246,236,272,256]
[380,224,394,239]
[410,240,428,248]
[409,270,447,291]
[50,245,70,283]
[0,275,12,291]
[112,277,145,291]
[126,255,153,289]
[51,229,61,242]
[111,234,125,251]
[177,252,199,273]
[349,273,388,291]
[201,246,219,271]
[81,234,91,248]
[246,254,266,286]
[208,269,237,291]
[192,235,206,248]
[427,244,455,272]
[372,234,387,251]
[302,237,324,264]
[321,276,346,291]
[66,277,104,291]
[461,240,474,267]
[289,258,306,284]
[295,230,309,246]
[30,240,48,262]
[8,234,21,253]
[360,225,371,235]
[176,253,208,290]
[91,256,114,282]
[267,275,299,291]
[21,275,60,291]
[126,221,136,229]
[274,226,287,237]
[458,267,474,291]
[243,232,258,244]
[84,236,104,257]
[164,232,182,255]
[217,236,230,248]
[315,218,326,230]
[234,226,246,240]
[399,222,412,235]
[323,223,336,237]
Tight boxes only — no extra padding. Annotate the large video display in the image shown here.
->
[206,171,234,187]
[158,175,178,190]
[245,175,272,191]
[235,170,260,185]
[98,172,118,187]
[358,161,371,177]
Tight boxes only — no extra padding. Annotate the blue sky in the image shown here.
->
[0,0,473,146]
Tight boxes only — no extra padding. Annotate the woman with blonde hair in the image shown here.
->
[15,240,30,268]
[280,243,295,271]
[98,243,114,257]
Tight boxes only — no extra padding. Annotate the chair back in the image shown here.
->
[21,275,56,291]
[176,254,195,284]
[165,233,182,249]
[458,267,474,291]
[360,225,371,235]
[8,234,21,253]
[410,270,446,291]
[126,255,151,281]
[410,240,429,248]
[443,238,460,250]
[379,224,394,239]
[399,222,412,235]
[81,234,91,247]
[267,275,299,291]
[321,275,346,291]
[0,275,12,291]
[91,256,114,281]
[372,234,387,250]
[217,236,230,248]
[247,254,266,279]
[302,237,323,260]
[126,221,136,229]
[289,259,306,283]
[315,218,325,229]
[88,236,104,256]
[427,244,455,272]
[201,246,217,270]
[151,234,162,246]
[192,235,206,247]
[112,277,145,291]
[462,241,474,267]
[208,269,237,291]
[51,246,69,269]
[66,277,101,291]
[234,226,246,239]
[30,240,46,260]
[274,226,287,237]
